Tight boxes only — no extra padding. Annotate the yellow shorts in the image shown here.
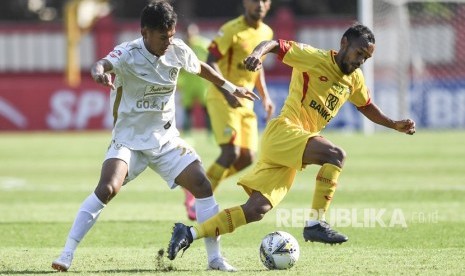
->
[238,117,319,207]
[206,98,258,150]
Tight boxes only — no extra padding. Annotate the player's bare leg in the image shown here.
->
[207,144,254,191]
[52,159,127,271]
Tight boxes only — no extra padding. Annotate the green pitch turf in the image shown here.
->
[1,130,464,275]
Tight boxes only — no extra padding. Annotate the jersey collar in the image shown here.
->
[139,38,158,64]
[330,50,345,76]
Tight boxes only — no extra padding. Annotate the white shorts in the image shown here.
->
[104,136,200,189]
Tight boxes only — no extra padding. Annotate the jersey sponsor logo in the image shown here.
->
[141,86,172,110]
[144,85,174,96]
[169,68,178,81]
[331,82,350,96]
[109,50,122,59]
[136,99,168,110]
[325,94,339,111]
[309,99,334,123]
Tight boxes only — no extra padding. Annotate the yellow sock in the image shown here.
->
[224,165,238,178]
[193,206,247,239]
[206,162,228,191]
[311,163,341,220]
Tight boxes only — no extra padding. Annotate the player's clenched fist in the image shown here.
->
[243,55,263,72]
[394,119,416,135]
[92,73,115,90]
[91,59,116,90]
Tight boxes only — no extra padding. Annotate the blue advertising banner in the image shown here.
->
[254,79,465,130]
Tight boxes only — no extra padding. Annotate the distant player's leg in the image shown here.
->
[302,136,348,244]
[216,110,258,183]
[51,157,128,271]
[206,99,242,191]
[207,147,256,192]
[227,109,258,179]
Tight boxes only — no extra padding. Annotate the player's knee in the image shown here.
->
[327,146,346,168]
[189,177,213,198]
[95,180,121,203]
[244,203,272,222]
[334,146,346,167]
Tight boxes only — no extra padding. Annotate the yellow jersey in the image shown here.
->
[207,15,273,108]
[277,39,371,133]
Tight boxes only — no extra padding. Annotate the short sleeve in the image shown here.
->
[349,70,371,107]
[181,43,201,74]
[208,26,234,59]
[279,39,321,72]
[104,45,127,74]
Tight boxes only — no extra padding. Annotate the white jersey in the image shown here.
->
[104,37,201,150]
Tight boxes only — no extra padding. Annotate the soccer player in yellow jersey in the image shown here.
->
[205,0,275,193]
[168,24,416,261]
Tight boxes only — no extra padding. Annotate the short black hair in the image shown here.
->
[343,23,375,44]
[140,1,177,31]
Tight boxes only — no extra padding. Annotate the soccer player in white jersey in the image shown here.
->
[51,1,258,272]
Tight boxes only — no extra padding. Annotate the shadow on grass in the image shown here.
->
[0,268,266,274]
[0,271,56,275]
[0,269,189,274]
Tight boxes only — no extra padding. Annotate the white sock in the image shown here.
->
[195,196,221,263]
[64,193,106,252]
[189,227,198,240]
[305,220,321,227]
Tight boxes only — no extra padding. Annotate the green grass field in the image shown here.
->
[1,130,465,275]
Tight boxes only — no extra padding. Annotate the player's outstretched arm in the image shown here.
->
[243,40,280,72]
[357,102,416,135]
[91,59,115,90]
[197,61,260,105]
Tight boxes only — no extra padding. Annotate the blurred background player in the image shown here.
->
[205,0,275,195]
[167,24,416,262]
[177,23,211,221]
[51,1,259,272]
[178,23,211,137]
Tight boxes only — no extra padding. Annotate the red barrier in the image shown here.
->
[0,73,111,130]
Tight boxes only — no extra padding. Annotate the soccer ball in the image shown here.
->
[259,231,300,270]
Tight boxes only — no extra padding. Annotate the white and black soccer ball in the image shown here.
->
[259,231,300,270]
